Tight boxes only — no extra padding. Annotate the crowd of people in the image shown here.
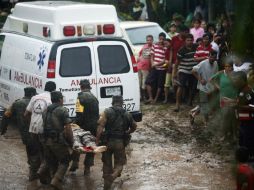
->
[136,11,254,190]
[137,11,252,109]
[0,80,137,190]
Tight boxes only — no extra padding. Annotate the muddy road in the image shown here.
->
[0,103,235,190]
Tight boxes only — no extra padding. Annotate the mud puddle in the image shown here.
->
[0,103,235,190]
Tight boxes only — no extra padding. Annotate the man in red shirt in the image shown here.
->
[194,33,213,63]
[171,26,187,71]
[163,38,172,103]
[170,26,188,101]
[145,32,168,104]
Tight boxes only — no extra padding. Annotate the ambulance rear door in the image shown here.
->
[54,41,97,117]
[92,40,140,113]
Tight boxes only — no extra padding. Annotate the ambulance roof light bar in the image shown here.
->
[62,24,115,37]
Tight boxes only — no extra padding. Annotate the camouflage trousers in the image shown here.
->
[102,139,126,180]
[71,127,96,167]
[27,133,43,178]
[39,140,71,182]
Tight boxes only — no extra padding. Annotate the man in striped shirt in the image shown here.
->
[145,32,169,104]
[173,33,198,111]
[194,33,213,63]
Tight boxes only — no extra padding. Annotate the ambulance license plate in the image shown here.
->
[105,86,121,96]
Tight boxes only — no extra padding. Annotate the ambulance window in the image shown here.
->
[60,47,92,77]
[98,45,130,74]
[0,35,5,59]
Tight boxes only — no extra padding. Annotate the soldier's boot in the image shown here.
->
[103,179,113,190]
[111,165,123,180]
[28,171,38,181]
[83,166,91,176]
[37,164,51,185]
[28,169,39,181]
[69,161,79,172]
[29,154,41,181]
[69,151,80,172]
[51,178,63,190]
[27,179,39,190]
[51,165,68,190]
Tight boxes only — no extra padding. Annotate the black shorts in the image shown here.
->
[145,68,166,89]
[178,72,197,89]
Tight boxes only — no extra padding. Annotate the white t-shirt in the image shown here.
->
[192,59,218,93]
[233,62,252,73]
[26,92,52,134]
[211,41,220,59]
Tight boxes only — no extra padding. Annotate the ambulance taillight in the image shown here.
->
[103,24,115,34]
[131,55,138,73]
[47,60,56,78]
[63,26,76,36]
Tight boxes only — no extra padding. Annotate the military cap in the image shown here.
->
[44,81,56,92]
[24,87,37,97]
[51,91,63,103]
[79,79,91,89]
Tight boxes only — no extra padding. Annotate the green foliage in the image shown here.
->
[232,0,254,58]
[118,12,133,21]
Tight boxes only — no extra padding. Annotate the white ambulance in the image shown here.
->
[0,1,142,121]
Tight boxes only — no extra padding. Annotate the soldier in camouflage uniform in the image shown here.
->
[0,87,37,180]
[39,91,72,190]
[96,95,137,190]
[69,79,99,175]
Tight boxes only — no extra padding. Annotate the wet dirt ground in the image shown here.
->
[0,103,235,190]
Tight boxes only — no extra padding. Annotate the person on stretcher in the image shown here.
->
[70,124,107,153]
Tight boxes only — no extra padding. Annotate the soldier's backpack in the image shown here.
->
[104,106,132,146]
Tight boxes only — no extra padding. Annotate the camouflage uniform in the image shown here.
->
[71,88,99,172]
[72,127,96,148]
[0,87,38,180]
[41,99,72,189]
[98,103,136,190]
[11,97,41,177]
